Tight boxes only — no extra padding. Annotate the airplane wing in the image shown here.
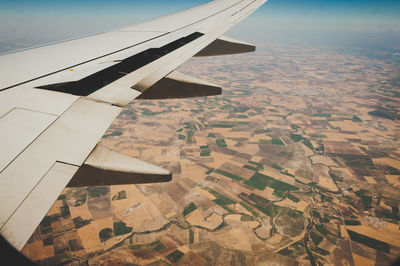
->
[0,0,267,251]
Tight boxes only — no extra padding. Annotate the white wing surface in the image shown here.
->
[0,0,267,251]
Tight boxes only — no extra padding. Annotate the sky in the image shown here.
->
[0,0,399,53]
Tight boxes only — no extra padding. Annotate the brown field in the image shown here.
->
[373,158,400,171]
[310,155,338,167]
[194,186,216,200]
[203,152,233,169]
[385,175,400,187]
[77,223,102,251]
[275,198,308,212]
[363,176,377,185]
[324,142,366,155]
[22,241,54,261]
[346,222,400,247]
[352,253,375,266]
[228,228,252,251]
[317,175,338,192]
[329,121,366,132]
[69,203,93,221]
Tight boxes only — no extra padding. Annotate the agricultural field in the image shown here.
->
[23,42,400,265]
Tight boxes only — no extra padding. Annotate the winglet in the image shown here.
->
[194,36,255,57]
[137,71,221,100]
[67,144,171,187]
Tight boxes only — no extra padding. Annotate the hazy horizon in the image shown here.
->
[1,0,399,54]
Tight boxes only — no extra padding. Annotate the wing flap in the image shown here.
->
[195,36,255,57]
[138,71,221,99]
[67,144,171,187]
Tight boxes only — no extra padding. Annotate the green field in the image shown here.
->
[315,224,329,235]
[103,131,123,138]
[216,139,227,147]
[302,139,314,150]
[87,187,109,197]
[140,107,171,116]
[244,173,299,197]
[248,161,263,168]
[205,168,213,175]
[272,163,283,170]
[186,131,194,144]
[215,169,244,181]
[278,240,306,257]
[271,138,284,145]
[112,190,126,201]
[99,228,113,242]
[200,150,211,156]
[355,190,372,209]
[280,171,295,178]
[287,194,300,203]
[212,193,235,205]
[189,229,194,244]
[166,250,185,263]
[211,121,235,128]
[256,138,284,145]
[309,133,327,138]
[243,165,257,171]
[290,134,303,142]
[344,220,361,226]
[312,113,331,118]
[207,133,216,138]
[347,230,390,253]
[375,210,400,221]
[201,186,236,206]
[150,240,166,251]
[183,202,197,216]
[329,172,343,182]
[113,222,132,236]
[244,161,264,172]
[314,247,330,256]
[352,115,362,122]
[311,209,321,218]
[200,144,210,156]
[239,202,260,218]
[310,231,323,245]
[290,124,300,130]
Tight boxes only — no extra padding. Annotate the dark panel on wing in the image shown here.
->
[67,165,172,187]
[36,32,204,96]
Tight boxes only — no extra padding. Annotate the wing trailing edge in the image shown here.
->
[137,71,221,100]
[195,36,255,57]
[67,144,172,187]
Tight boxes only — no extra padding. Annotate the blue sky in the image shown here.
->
[0,0,399,52]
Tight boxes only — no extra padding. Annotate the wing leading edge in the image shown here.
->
[0,0,268,252]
